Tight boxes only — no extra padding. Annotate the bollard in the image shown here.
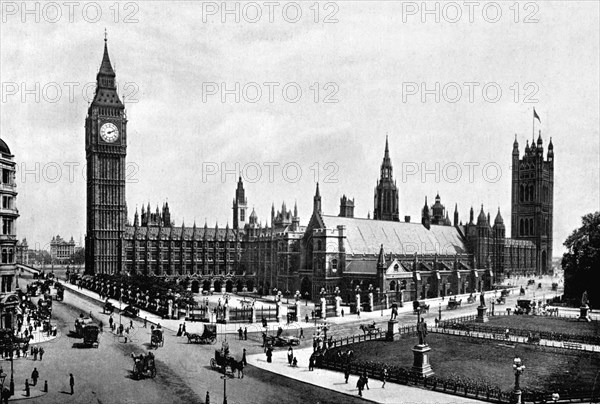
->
[44,380,48,392]
[25,379,30,397]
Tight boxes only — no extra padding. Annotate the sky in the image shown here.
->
[1,0,599,255]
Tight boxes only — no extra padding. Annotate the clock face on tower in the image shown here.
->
[100,122,119,143]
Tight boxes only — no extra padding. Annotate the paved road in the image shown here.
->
[16,272,366,404]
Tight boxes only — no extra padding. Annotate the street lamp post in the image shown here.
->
[221,367,228,404]
[9,347,14,395]
[513,357,525,404]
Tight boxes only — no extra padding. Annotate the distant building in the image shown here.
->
[50,235,76,263]
[0,137,20,328]
[16,237,28,265]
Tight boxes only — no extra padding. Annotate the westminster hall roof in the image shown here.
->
[319,215,468,256]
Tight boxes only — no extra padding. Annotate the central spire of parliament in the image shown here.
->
[373,136,400,221]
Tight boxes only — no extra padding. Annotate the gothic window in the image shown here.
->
[331,259,338,271]
[529,219,534,236]
[1,249,7,263]
[529,184,534,202]
[240,209,245,222]
[519,219,524,236]
[317,240,322,251]
[519,185,524,202]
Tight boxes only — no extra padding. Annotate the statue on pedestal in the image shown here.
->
[417,318,428,345]
[582,290,589,307]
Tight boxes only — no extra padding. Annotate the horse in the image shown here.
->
[230,359,245,378]
[186,333,200,343]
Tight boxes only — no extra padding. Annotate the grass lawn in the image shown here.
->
[342,334,600,392]
[477,315,600,336]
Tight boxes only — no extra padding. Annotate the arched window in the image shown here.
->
[317,240,322,251]
[529,219,534,236]
[331,259,338,271]
[519,185,524,202]
[519,219,524,236]
[529,185,534,202]
[7,248,13,263]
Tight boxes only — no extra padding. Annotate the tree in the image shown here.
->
[562,212,600,308]
[70,248,85,265]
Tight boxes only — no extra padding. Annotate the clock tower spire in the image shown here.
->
[85,34,128,275]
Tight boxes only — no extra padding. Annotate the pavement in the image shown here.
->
[55,277,511,336]
[246,347,483,404]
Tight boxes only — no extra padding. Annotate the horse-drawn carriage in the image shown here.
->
[515,299,532,315]
[103,300,114,314]
[74,317,94,337]
[412,300,430,314]
[187,324,217,344]
[82,324,100,348]
[211,349,243,376]
[131,352,156,379]
[151,329,164,348]
[447,297,462,310]
[122,305,139,318]
[359,321,381,335]
[55,283,64,301]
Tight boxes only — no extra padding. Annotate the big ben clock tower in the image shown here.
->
[85,35,127,275]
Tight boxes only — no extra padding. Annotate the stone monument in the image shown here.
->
[411,317,434,377]
[578,290,591,322]
[476,291,488,323]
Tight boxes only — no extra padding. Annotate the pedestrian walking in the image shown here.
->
[299,327,304,339]
[362,371,369,390]
[238,327,243,340]
[305,314,309,323]
[39,347,45,361]
[287,347,294,366]
[357,376,364,397]
[144,317,147,328]
[357,308,360,318]
[341,308,344,317]
[308,354,315,371]
[243,327,247,340]
[31,368,39,386]
[182,323,186,335]
[344,366,350,383]
[130,320,134,330]
[242,348,247,366]
[382,367,387,388]
[33,347,38,361]
[69,374,74,395]
[109,316,113,329]
[177,324,183,337]
[266,346,273,363]
[311,310,314,319]
[205,391,210,404]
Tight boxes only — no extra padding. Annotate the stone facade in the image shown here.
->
[0,137,19,328]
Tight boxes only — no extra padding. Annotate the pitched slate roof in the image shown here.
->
[320,215,468,256]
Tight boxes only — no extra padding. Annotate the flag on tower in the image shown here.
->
[533,108,541,123]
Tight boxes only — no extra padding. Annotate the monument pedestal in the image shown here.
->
[476,306,489,323]
[386,320,398,341]
[411,344,434,377]
[578,306,591,322]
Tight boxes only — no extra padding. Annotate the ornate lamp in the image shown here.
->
[512,356,525,404]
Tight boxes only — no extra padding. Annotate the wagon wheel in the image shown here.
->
[210,358,217,370]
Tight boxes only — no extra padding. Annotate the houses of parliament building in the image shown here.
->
[85,39,554,301]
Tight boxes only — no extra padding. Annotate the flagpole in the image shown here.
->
[532,108,535,139]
